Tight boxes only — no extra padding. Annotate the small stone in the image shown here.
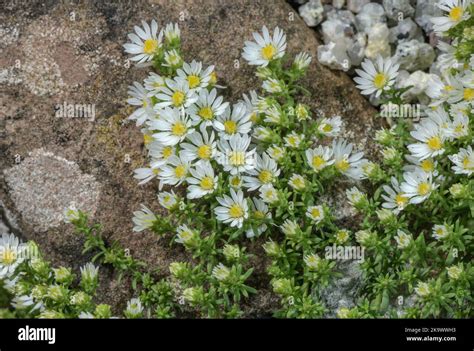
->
[347,0,370,13]
[317,40,351,71]
[347,33,367,66]
[326,9,356,25]
[382,0,415,22]
[355,3,387,34]
[394,39,436,71]
[389,18,424,44]
[365,23,391,59]
[321,18,354,45]
[299,0,325,27]
[415,0,443,34]
[333,0,345,9]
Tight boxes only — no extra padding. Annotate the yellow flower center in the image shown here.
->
[311,208,321,218]
[230,177,241,187]
[427,136,442,151]
[229,204,244,218]
[171,91,185,106]
[444,85,453,92]
[152,168,160,175]
[420,159,434,172]
[171,122,186,136]
[254,210,265,219]
[143,39,159,54]
[463,156,472,169]
[200,176,214,190]
[143,134,153,145]
[250,112,258,123]
[312,156,326,169]
[373,73,387,89]
[449,6,463,21]
[224,120,237,134]
[463,88,474,101]
[197,145,211,159]
[162,146,174,159]
[261,44,277,60]
[292,178,305,188]
[229,151,245,166]
[198,106,214,120]
[395,194,408,207]
[209,71,217,85]
[335,159,350,172]
[174,165,186,178]
[417,182,431,196]
[322,124,333,133]
[258,170,273,183]
[1,248,16,265]
[187,75,201,89]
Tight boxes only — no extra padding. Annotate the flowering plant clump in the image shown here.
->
[2,5,472,319]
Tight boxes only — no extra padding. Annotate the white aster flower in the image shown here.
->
[163,23,180,44]
[133,165,161,185]
[212,263,231,281]
[242,90,260,124]
[403,155,437,175]
[448,146,474,175]
[382,177,409,214]
[407,119,446,160]
[332,139,367,180]
[125,298,144,318]
[176,60,214,90]
[253,126,273,141]
[262,78,284,93]
[259,184,279,204]
[143,72,165,97]
[304,253,321,270]
[284,131,304,148]
[216,133,256,175]
[215,189,249,228]
[394,230,412,249]
[155,78,197,109]
[188,88,228,126]
[293,52,312,70]
[242,26,286,67]
[288,174,306,191]
[354,56,399,97]
[229,174,243,189]
[243,152,280,191]
[267,145,286,162]
[159,154,190,186]
[163,49,183,69]
[150,107,194,146]
[80,263,99,282]
[213,103,252,139]
[306,205,325,223]
[400,169,439,204]
[158,190,178,210]
[246,198,271,238]
[180,125,217,163]
[0,234,27,279]
[176,224,199,247]
[148,143,175,168]
[280,219,299,238]
[447,265,463,280]
[123,20,162,64]
[318,116,342,137]
[335,229,350,244]
[432,224,449,240]
[431,0,470,35]
[186,161,218,199]
[414,282,431,297]
[263,105,282,124]
[132,204,156,232]
[451,112,469,138]
[127,82,155,126]
[306,145,334,172]
[346,187,366,207]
